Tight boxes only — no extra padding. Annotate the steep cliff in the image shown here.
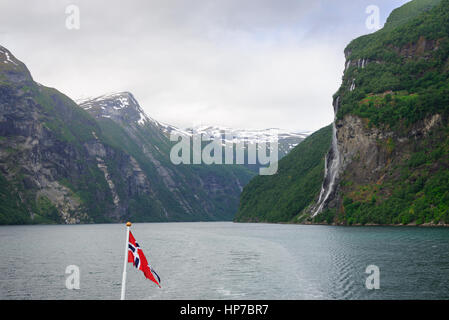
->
[79,92,256,222]
[311,0,449,225]
[0,46,254,224]
[235,0,449,226]
[0,46,151,223]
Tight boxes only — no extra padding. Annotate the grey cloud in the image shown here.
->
[0,0,410,132]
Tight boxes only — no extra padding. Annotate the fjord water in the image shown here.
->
[1,222,448,300]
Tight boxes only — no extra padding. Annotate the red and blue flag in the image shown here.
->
[127,231,161,288]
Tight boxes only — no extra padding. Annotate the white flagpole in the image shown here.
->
[120,222,131,300]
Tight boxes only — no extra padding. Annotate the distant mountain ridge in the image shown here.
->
[78,91,260,221]
[184,125,309,159]
[0,46,308,225]
[78,93,308,159]
[0,47,263,224]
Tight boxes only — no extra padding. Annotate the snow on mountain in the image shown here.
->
[0,47,19,66]
[77,92,310,157]
[77,92,160,127]
[182,125,309,156]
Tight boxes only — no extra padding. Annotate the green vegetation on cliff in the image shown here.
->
[236,0,449,226]
[329,0,449,226]
[96,117,255,222]
[383,0,441,30]
[336,123,449,225]
[0,46,254,224]
[234,125,332,223]
[338,0,449,128]
[0,173,29,224]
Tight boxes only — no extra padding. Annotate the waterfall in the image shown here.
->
[345,60,351,71]
[311,96,341,217]
[350,79,356,91]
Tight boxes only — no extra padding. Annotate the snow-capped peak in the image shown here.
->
[77,91,309,157]
[0,46,19,67]
[184,125,309,144]
[77,92,158,127]
[162,124,309,156]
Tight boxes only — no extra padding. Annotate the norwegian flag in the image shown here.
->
[127,231,161,288]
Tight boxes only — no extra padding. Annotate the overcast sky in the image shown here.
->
[0,0,409,132]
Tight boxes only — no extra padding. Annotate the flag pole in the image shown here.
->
[120,221,131,300]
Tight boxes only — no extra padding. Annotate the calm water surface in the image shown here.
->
[0,222,448,300]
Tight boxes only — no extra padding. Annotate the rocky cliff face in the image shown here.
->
[328,111,443,212]
[0,46,254,224]
[311,0,449,225]
[78,91,257,222]
[0,46,155,223]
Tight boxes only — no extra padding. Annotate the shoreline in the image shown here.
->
[2,220,449,227]
[302,222,449,228]
[234,220,449,228]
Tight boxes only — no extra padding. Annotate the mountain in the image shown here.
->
[78,92,257,222]
[382,0,442,30]
[78,92,307,173]
[311,0,449,225]
[184,125,308,160]
[236,0,449,226]
[0,45,137,224]
[234,125,332,222]
[0,46,255,224]
[77,94,308,157]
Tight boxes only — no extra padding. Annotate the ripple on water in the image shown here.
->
[1,223,449,299]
